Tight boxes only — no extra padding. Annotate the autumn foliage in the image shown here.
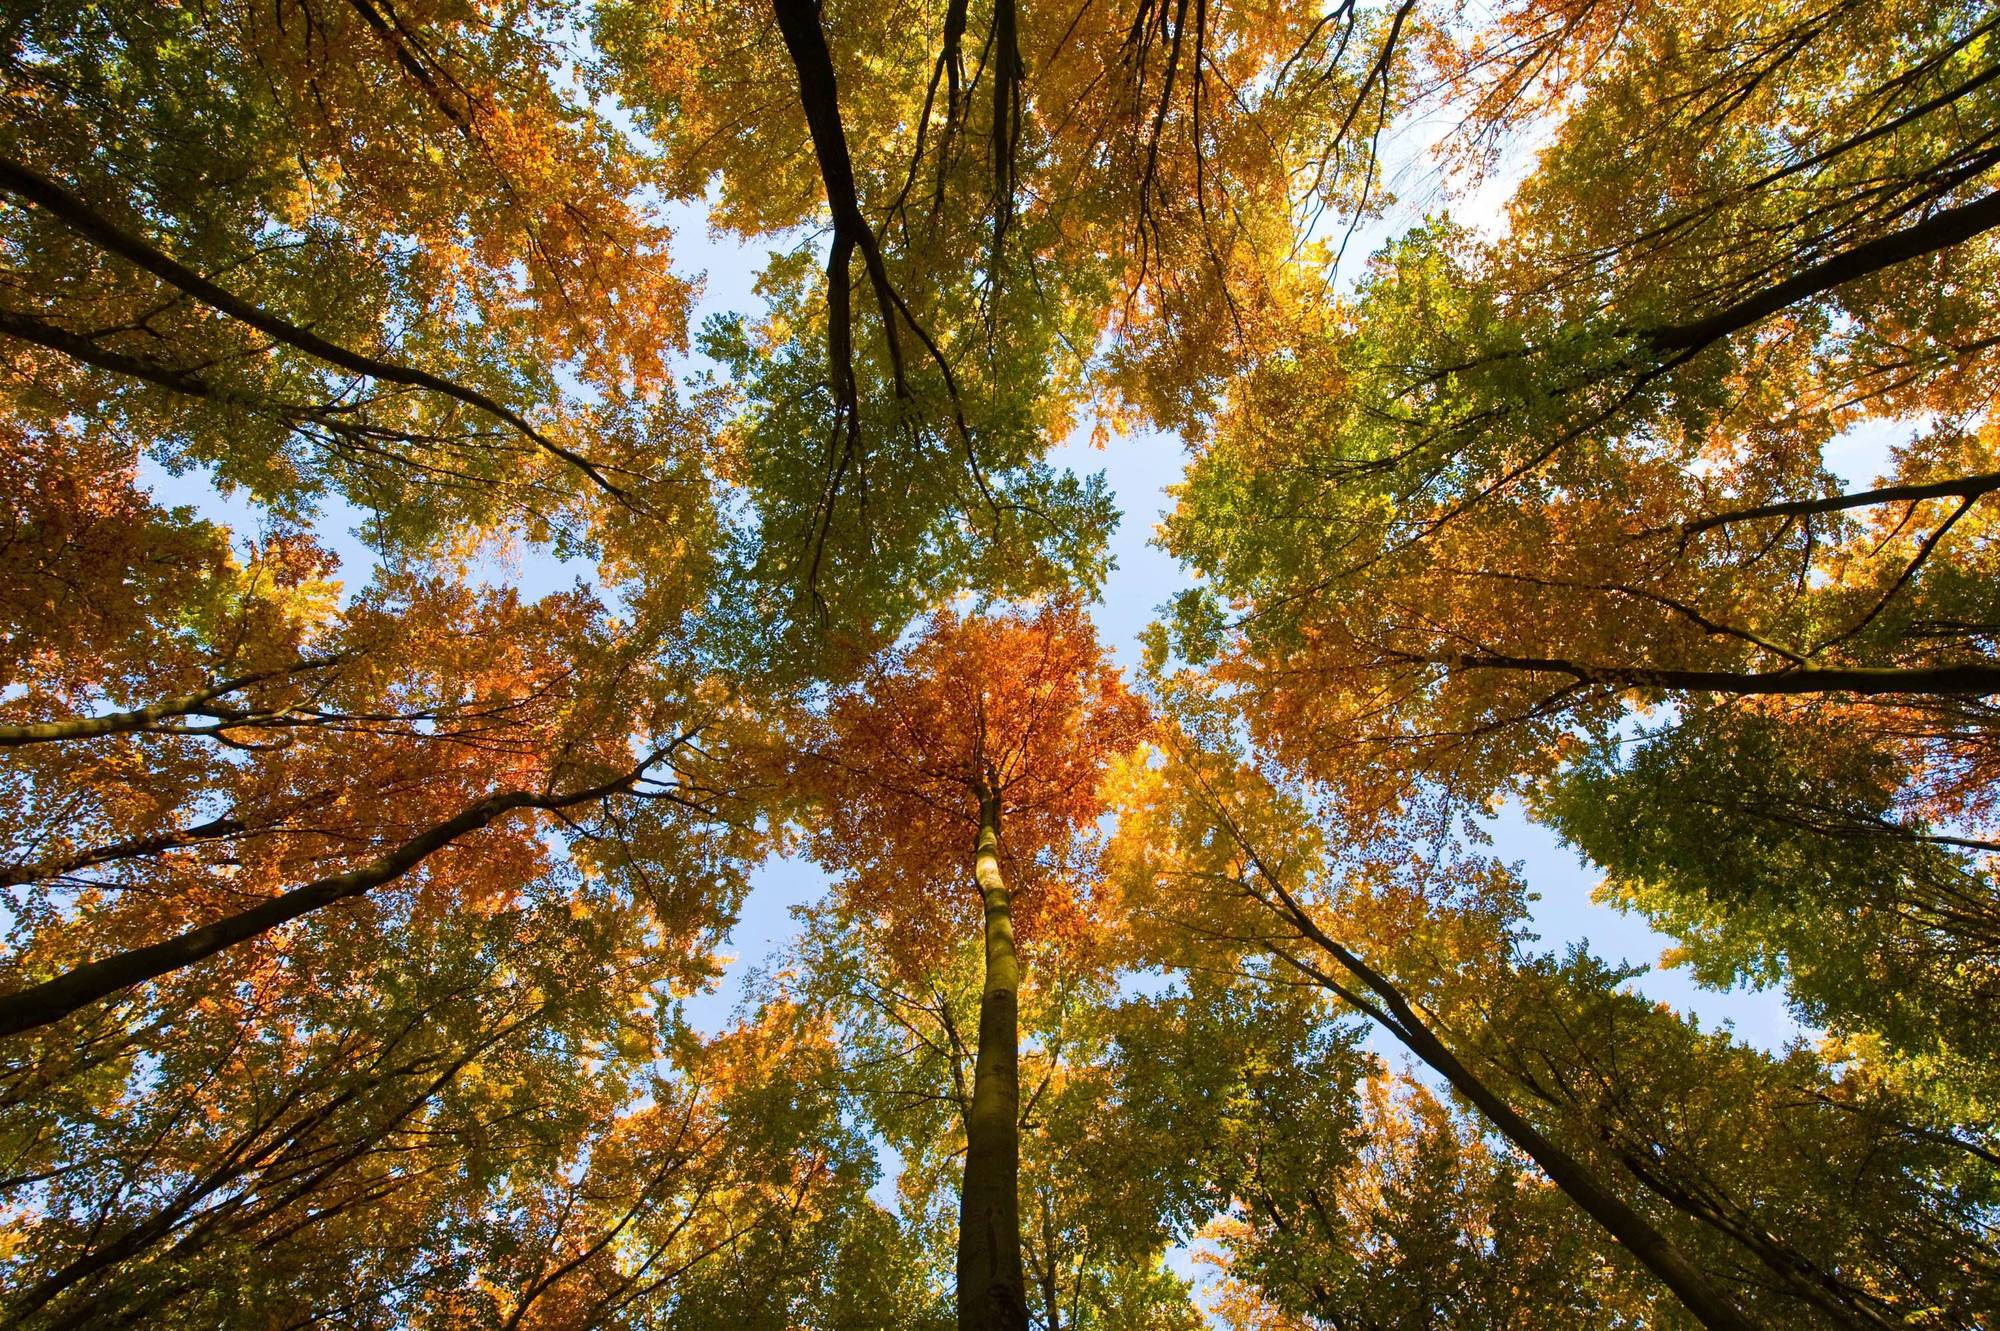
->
[3,0,1999,1324]
[799,601,1149,965]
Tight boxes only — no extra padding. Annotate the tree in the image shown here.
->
[1543,706,2000,1125]
[1166,0,2000,800]
[796,602,1147,1331]
[1110,686,2000,1330]
[592,0,1414,663]
[776,904,1211,1331]
[0,480,748,1038]
[0,59,775,1309]
[0,0,773,1041]
[0,812,871,1330]
[1161,0,2000,1178]
[1178,1067,1680,1328]
[8,0,2000,1317]
[1,0,703,543]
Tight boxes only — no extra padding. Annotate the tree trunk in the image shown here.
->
[956,790,1029,1331]
[1240,852,1760,1331]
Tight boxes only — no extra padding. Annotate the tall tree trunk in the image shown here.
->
[956,789,1029,1331]
[1231,839,1760,1331]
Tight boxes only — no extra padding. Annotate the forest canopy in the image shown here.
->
[0,0,1995,1326]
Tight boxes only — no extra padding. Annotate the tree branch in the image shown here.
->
[0,747,688,1039]
[0,657,348,747]
[0,155,629,501]
[1420,652,2000,696]
[1675,470,2000,536]
[1646,189,2000,358]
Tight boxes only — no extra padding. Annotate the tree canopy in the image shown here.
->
[2,0,1995,1325]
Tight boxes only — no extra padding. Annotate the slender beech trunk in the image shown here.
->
[956,789,1029,1331]
[1234,846,1760,1331]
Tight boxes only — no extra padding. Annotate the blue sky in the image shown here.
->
[672,422,1808,1053]
[139,184,1819,1055]
[131,152,1849,1310]
[655,204,1814,1054]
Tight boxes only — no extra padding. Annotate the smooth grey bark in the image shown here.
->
[955,789,1029,1331]
[1225,833,1762,1331]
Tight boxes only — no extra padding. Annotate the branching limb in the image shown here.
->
[0,155,631,502]
[0,657,349,748]
[0,736,703,1039]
